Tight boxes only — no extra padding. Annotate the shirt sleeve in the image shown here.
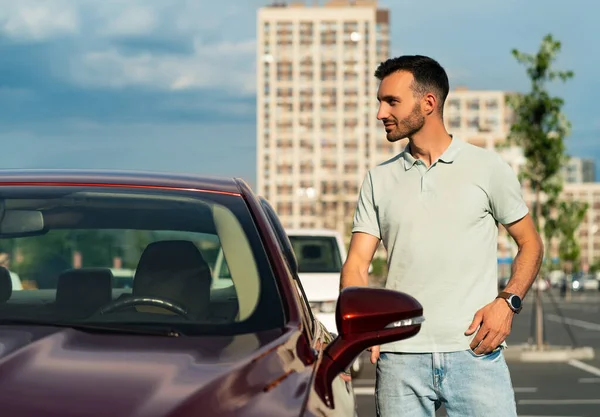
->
[352,171,381,239]
[488,156,529,225]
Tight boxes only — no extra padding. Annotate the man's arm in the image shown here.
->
[343,171,381,289]
[343,171,382,364]
[502,213,544,298]
[465,213,543,354]
[340,232,380,290]
[341,231,381,364]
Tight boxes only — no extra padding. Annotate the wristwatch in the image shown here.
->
[496,291,523,314]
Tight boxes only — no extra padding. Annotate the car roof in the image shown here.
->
[0,169,245,195]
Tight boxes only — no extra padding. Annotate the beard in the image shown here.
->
[385,102,425,142]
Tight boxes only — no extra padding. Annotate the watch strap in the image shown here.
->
[497,291,512,301]
[496,291,522,313]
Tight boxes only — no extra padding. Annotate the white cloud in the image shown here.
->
[68,39,256,94]
[0,0,79,41]
[100,6,158,37]
[1,0,257,94]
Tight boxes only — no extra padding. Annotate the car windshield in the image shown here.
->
[288,235,342,273]
[0,185,284,336]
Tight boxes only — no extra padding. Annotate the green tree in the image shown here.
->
[506,34,583,349]
[122,230,156,269]
[555,200,588,267]
[14,231,73,288]
[11,230,124,287]
[370,257,387,276]
[506,34,573,235]
[72,231,123,268]
[589,260,600,274]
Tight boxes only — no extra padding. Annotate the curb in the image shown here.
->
[504,344,596,362]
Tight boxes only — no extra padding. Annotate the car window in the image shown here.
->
[210,247,234,290]
[0,186,285,336]
[288,236,342,273]
[258,198,315,335]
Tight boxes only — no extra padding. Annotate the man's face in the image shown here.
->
[0,253,8,267]
[376,71,425,142]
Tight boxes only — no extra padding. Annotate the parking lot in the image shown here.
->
[353,289,600,417]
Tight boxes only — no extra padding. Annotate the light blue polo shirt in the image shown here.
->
[352,137,529,353]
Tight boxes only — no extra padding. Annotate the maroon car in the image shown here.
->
[0,170,424,416]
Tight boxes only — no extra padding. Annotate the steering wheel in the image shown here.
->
[97,296,192,320]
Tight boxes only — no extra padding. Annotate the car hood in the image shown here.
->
[0,324,315,417]
[297,273,340,302]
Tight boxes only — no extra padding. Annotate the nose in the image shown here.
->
[376,103,389,121]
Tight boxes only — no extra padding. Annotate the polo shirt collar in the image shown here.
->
[401,136,463,170]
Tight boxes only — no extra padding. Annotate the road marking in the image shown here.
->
[353,386,537,395]
[514,387,538,393]
[568,359,600,377]
[551,294,600,303]
[547,314,600,331]
[579,377,600,383]
[555,304,600,313]
[518,399,600,405]
[426,414,578,417]
[353,387,374,396]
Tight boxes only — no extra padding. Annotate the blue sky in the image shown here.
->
[0,0,597,190]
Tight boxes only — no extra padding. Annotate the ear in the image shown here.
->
[422,93,437,116]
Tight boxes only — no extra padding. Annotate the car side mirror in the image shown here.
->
[315,286,423,407]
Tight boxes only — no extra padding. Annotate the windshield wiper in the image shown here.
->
[0,318,183,337]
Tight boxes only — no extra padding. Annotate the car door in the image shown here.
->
[258,198,356,416]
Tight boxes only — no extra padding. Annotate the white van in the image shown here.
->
[286,228,365,377]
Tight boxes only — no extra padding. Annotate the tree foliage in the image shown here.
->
[506,34,586,271]
[557,201,589,266]
[9,230,121,288]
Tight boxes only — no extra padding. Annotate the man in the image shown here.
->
[340,55,543,416]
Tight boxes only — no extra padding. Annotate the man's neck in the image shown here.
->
[408,125,452,167]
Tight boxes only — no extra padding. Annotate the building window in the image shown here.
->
[449,117,461,129]
[467,99,480,111]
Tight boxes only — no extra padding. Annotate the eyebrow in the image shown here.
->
[377,95,401,102]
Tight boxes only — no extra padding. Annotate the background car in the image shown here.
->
[285,228,345,333]
[285,228,367,377]
[0,169,424,417]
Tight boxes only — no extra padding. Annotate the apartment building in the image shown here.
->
[256,0,396,234]
[444,87,525,172]
[497,182,600,274]
[562,157,596,183]
[444,88,515,146]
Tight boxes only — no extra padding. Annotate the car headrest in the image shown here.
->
[133,240,212,318]
[0,266,12,302]
[55,268,113,316]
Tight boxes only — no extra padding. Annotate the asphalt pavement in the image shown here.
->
[352,288,600,417]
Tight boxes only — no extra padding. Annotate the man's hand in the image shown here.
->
[340,372,352,383]
[367,345,380,364]
[465,298,514,355]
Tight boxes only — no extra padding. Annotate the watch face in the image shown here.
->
[511,296,522,309]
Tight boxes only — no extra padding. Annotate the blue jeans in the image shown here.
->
[375,348,517,417]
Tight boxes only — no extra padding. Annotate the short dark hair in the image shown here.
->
[374,55,450,113]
